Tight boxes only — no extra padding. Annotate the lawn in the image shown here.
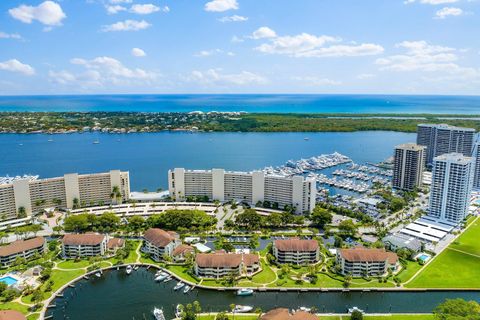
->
[56,259,91,269]
[0,301,29,314]
[166,265,200,284]
[449,219,480,256]
[364,315,434,320]
[407,217,480,288]
[238,260,277,287]
[396,260,423,283]
[406,248,480,288]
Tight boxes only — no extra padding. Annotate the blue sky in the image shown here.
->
[0,0,479,95]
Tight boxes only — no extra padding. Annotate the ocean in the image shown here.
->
[0,94,479,113]
[0,131,414,191]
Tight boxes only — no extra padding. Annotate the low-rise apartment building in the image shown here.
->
[272,238,320,265]
[61,234,108,258]
[336,247,399,277]
[0,170,130,220]
[194,252,260,278]
[0,237,46,267]
[142,228,180,261]
[168,168,316,214]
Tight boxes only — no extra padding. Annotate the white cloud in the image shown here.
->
[186,69,267,86]
[9,1,66,27]
[109,0,132,3]
[101,20,151,32]
[252,27,277,39]
[131,48,146,57]
[204,0,238,12]
[106,5,126,14]
[194,49,222,57]
[130,4,160,15]
[218,15,248,22]
[292,76,342,86]
[49,56,157,87]
[231,35,244,43]
[357,73,376,79]
[405,0,459,4]
[375,40,480,83]
[0,32,22,40]
[0,59,35,76]
[435,7,463,18]
[253,29,384,58]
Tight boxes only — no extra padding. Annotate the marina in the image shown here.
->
[45,267,480,320]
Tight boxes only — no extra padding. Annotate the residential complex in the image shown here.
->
[392,143,426,191]
[194,252,260,278]
[142,228,180,261]
[474,141,480,190]
[416,124,475,165]
[272,238,320,265]
[0,237,46,267]
[0,170,130,220]
[428,153,474,225]
[336,247,398,277]
[168,168,316,214]
[61,234,108,258]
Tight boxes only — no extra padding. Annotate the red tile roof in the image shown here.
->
[339,247,398,263]
[62,234,105,246]
[274,238,319,252]
[107,238,125,249]
[260,308,317,320]
[0,237,45,257]
[144,228,177,247]
[0,310,26,320]
[195,252,259,268]
[172,244,194,257]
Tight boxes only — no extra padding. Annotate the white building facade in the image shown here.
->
[168,168,316,214]
[0,170,130,220]
[473,141,480,190]
[428,153,474,225]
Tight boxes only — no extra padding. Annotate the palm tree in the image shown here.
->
[72,198,80,209]
[17,206,27,218]
[111,186,122,204]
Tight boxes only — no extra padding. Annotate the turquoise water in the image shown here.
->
[0,131,414,191]
[0,94,479,113]
[0,276,18,286]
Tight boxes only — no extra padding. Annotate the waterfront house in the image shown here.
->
[383,233,422,253]
[272,238,320,265]
[61,234,107,258]
[0,310,25,320]
[336,247,399,277]
[0,237,45,267]
[172,244,195,262]
[107,238,125,254]
[260,308,317,320]
[194,252,260,278]
[142,228,180,261]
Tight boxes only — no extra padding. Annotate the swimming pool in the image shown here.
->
[416,253,431,263]
[0,275,18,286]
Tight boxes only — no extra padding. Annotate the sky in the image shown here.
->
[0,0,479,95]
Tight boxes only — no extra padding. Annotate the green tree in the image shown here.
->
[127,216,145,234]
[434,299,480,320]
[63,213,93,232]
[350,309,364,320]
[97,212,120,232]
[234,209,263,230]
[338,219,357,237]
[311,206,333,228]
[17,206,27,218]
[216,312,229,320]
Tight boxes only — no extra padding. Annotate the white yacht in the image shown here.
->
[183,285,191,294]
[348,306,364,314]
[173,282,185,291]
[236,288,254,296]
[126,265,133,275]
[153,307,166,320]
[233,305,253,313]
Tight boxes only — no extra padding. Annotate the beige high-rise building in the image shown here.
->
[392,143,426,191]
[168,168,316,214]
[0,170,130,221]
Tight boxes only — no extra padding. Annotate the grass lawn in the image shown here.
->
[396,260,423,283]
[238,260,277,287]
[0,301,29,314]
[166,265,200,284]
[27,313,41,320]
[364,315,434,320]
[406,249,480,288]
[449,219,480,256]
[56,259,90,269]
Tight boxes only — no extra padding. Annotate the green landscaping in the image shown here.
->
[407,217,480,288]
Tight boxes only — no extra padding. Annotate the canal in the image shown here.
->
[47,268,480,320]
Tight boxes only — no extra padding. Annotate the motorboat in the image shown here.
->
[93,140,100,144]
[173,282,185,291]
[126,265,133,275]
[298,307,312,312]
[163,276,173,282]
[183,285,191,294]
[153,307,166,320]
[236,288,254,296]
[94,270,102,278]
[348,306,364,314]
[155,273,168,281]
[233,305,253,313]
